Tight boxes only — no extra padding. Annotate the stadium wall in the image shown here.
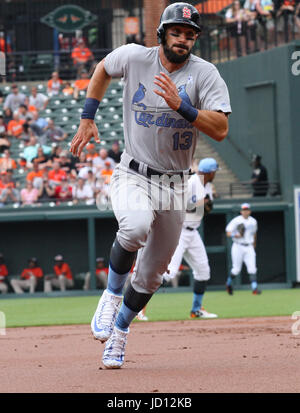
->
[205,40,300,203]
[0,202,295,291]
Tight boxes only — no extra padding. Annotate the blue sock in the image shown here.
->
[115,302,137,332]
[226,275,232,286]
[251,281,258,290]
[192,293,203,313]
[107,264,129,296]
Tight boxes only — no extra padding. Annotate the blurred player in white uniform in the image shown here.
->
[163,158,219,318]
[225,203,261,295]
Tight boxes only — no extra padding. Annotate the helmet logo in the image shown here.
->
[182,6,191,18]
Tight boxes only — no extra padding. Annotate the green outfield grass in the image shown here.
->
[0,289,299,328]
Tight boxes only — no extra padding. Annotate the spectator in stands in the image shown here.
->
[0,89,3,105]
[251,154,269,196]
[48,161,67,186]
[74,151,88,174]
[0,116,7,136]
[10,257,43,294]
[7,112,25,139]
[23,136,52,164]
[29,86,49,112]
[3,108,13,125]
[44,119,67,143]
[3,168,16,188]
[17,104,34,122]
[47,71,63,96]
[295,1,300,32]
[0,182,20,206]
[100,160,114,185]
[108,141,123,164]
[26,159,44,182]
[73,70,90,99]
[83,257,108,291]
[46,176,73,201]
[78,158,96,179]
[0,253,9,294]
[276,0,296,41]
[225,0,249,57]
[86,169,96,194]
[0,134,11,154]
[49,144,62,163]
[57,150,74,173]
[86,143,98,161]
[243,0,260,52]
[93,148,115,173]
[20,180,39,205]
[62,82,74,96]
[72,177,94,204]
[255,0,275,45]
[71,38,94,76]
[44,255,74,292]
[0,149,17,172]
[31,146,50,168]
[36,172,55,203]
[3,84,26,113]
[28,113,49,145]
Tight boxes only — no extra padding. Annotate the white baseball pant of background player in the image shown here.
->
[225,203,261,295]
[163,157,218,318]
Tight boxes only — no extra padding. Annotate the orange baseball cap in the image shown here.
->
[87,143,95,150]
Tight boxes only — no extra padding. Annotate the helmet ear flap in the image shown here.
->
[157,25,165,44]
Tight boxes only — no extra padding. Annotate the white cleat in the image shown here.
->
[136,311,148,321]
[102,326,129,369]
[91,289,122,342]
[199,308,218,319]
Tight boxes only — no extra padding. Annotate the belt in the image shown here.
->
[241,243,250,246]
[185,226,195,231]
[129,159,185,179]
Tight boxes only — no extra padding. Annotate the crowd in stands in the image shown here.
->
[224,0,300,56]
[0,75,123,208]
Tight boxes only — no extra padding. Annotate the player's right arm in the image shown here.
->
[70,59,112,157]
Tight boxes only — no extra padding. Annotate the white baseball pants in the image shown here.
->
[165,227,210,282]
[231,243,257,275]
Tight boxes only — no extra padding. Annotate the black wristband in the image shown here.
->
[177,100,198,123]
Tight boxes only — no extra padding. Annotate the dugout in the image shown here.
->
[0,200,294,294]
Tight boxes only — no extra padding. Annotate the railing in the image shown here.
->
[3,48,112,83]
[194,15,299,63]
[228,181,281,198]
[1,12,299,83]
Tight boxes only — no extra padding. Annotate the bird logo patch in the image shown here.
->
[182,7,192,19]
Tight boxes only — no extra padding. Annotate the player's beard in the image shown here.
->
[163,42,191,64]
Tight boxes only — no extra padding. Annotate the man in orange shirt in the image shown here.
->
[0,149,17,172]
[48,161,67,186]
[83,257,109,290]
[86,143,98,161]
[44,255,74,292]
[73,71,90,99]
[100,161,113,184]
[47,72,63,96]
[26,159,44,182]
[7,112,25,138]
[10,257,43,294]
[0,253,9,294]
[71,39,94,76]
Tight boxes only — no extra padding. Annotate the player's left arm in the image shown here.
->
[154,72,228,142]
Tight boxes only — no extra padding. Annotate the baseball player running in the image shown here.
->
[225,203,261,295]
[163,158,219,319]
[70,2,231,369]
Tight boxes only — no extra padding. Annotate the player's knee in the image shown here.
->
[118,220,152,251]
[194,263,210,282]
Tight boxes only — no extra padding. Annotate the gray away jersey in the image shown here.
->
[104,44,231,172]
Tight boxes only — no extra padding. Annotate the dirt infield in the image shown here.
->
[1,316,299,393]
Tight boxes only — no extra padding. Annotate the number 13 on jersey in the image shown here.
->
[172,131,193,151]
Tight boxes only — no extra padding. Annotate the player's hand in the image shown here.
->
[153,72,181,111]
[70,119,100,157]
